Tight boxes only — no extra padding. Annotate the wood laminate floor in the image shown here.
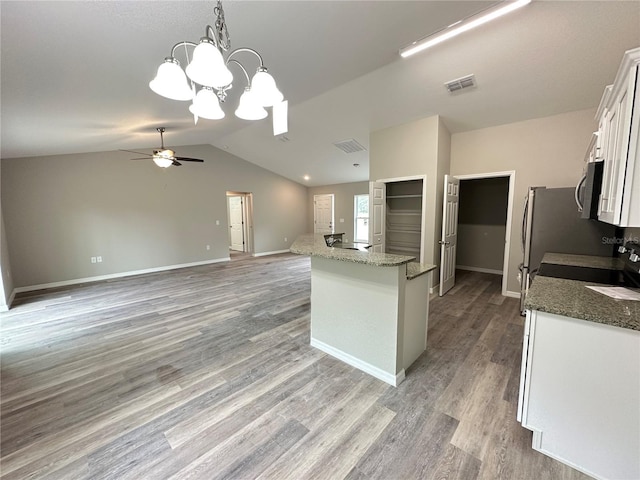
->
[0,254,591,479]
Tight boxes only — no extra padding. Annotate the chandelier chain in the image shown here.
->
[214,0,231,52]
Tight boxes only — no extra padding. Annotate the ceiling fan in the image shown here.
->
[121,127,204,168]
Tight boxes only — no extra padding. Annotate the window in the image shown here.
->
[354,194,369,243]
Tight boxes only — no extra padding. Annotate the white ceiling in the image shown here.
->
[1,1,639,186]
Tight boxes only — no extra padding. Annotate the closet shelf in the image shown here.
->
[386,194,422,199]
[387,229,421,234]
[386,211,422,216]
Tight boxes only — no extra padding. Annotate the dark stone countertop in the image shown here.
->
[541,253,624,270]
[525,276,639,331]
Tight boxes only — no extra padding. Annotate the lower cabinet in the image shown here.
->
[518,310,640,480]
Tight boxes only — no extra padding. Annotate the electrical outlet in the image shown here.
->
[97,256,103,263]
[340,218,344,223]
[91,257,97,264]
[206,245,210,250]
[284,237,287,242]
[216,220,220,225]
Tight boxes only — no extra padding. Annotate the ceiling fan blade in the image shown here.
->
[120,149,152,156]
[172,160,182,166]
[130,157,151,161]
[174,157,204,163]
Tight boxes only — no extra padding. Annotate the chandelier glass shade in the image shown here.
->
[189,87,225,120]
[149,0,286,132]
[149,59,193,101]
[235,88,267,121]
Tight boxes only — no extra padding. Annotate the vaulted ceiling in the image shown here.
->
[1,1,639,186]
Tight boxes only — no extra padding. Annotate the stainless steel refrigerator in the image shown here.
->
[519,187,617,313]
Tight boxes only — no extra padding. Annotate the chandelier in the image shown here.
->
[149,1,287,134]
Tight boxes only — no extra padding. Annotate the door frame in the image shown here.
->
[375,175,427,263]
[452,170,515,297]
[226,191,254,254]
[313,194,335,234]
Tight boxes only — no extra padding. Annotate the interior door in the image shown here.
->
[369,181,385,253]
[228,195,245,251]
[314,194,334,234]
[439,175,459,296]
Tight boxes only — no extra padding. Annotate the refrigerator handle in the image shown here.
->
[520,188,536,315]
[575,174,586,212]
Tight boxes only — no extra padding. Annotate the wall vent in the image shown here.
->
[444,74,476,93]
[333,138,366,154]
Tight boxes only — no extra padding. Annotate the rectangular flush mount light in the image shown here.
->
[399,0,531,58]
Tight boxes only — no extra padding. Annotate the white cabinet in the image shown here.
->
[518,310,640,480]
[597,48,640,227]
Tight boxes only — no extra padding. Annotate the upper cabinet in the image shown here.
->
[597,47,640,227]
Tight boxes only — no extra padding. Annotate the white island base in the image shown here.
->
[310,256,432,386]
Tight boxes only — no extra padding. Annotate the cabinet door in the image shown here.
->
[599,65,637,224]
[598,101,620,221]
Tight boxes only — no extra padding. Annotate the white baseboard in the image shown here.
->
[457,265,503,275]
[504,290,520,299]
[252,249,290,257]
[310,337,405,387]
[13,257,230,294]
[0,289,16,311]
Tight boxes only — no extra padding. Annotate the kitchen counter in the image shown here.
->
[541,252,624,270]
[291,234,435,277]
[290,234,435,386]
[524,276,639,331]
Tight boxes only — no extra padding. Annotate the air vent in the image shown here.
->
[444,74,476,93]
[333,138,366,154]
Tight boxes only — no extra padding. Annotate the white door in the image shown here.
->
[228,195,245,251]
[369,181,385,253]
[314,194,334,234]
[439,175,459,296]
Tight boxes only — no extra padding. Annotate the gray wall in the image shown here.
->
[307,182,369,243]
[1,144,308,288]
[451,108,597,294]
[457,177,509,272]
[371,115,451,282]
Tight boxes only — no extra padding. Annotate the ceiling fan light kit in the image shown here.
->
[399,0,531,58]
[153,154,175,169]
[149,0,286,133]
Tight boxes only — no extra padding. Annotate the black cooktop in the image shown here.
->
[537,263,635,286]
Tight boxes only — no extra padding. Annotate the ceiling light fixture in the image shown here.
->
[149,0,286,134]
[399,0,531,58]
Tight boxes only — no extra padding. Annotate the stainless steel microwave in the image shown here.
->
[575,161,604,220]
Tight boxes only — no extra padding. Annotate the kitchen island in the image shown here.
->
[291,234,435,386]
[519,253,639,480]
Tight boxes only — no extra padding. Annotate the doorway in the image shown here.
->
[226,192,254,254]
[441,171,514,297]
[314,194,334,234]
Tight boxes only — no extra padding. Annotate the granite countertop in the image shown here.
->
[525,276,639,331]
[290,234,436,275]
[406,262,437,280]
[541,253,624,270]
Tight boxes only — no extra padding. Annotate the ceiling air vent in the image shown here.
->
[333,138,366,154]
[444,74,476,93]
